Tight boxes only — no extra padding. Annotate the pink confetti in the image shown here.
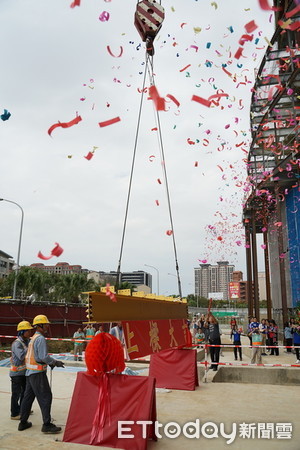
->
[99,11,110,21]
[107,46,123,57]
[166,230,173,236]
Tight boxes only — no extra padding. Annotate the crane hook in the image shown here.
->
[134,0,165,56]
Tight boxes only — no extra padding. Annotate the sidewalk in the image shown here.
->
[0,362,299,450]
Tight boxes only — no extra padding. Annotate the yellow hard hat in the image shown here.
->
[17,320,33,331]
[33,314,50,326]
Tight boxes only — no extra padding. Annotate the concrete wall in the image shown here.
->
[213,366,300,386]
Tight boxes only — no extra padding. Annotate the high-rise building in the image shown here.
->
[194,261,235,301]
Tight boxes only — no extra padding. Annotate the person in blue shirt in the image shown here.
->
[284,322,293,353]
[230,325,242,361]
[10,321,33,419]
[291,323,300,364]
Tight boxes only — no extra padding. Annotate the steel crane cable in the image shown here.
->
[147,54,183,299]
[116,49,182,299]
[116,54,149,287]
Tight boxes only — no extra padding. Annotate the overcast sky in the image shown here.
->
[0,0,274,296]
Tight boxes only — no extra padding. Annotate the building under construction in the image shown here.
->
[243,0,300,325]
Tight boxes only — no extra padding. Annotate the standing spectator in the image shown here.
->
[259,319,268,355]
[250,328,263,365]
[204,313,221,371]
[10,321,33,420]
[110,322,128,359]
[291,322,300,364]
[199,314,205,331]
[231,324,242,361]
[248,317,259,347]
[265,319,272,352]
[230,317,237,329]
[73,327,85,361]
[95,324,104,335]
[269,319,279,356]
[110,322,124,343]
[191,317,199,344]
[195,328,206,347]
[284,322,293,353]
[18,315,64,434]
[84,323,96,342]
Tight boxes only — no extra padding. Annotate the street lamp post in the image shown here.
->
[0,198,24,299]
[144,264,159,295]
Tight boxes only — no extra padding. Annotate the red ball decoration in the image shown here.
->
[85,332,125,376]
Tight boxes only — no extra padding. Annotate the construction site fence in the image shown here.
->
[1,337,300,372]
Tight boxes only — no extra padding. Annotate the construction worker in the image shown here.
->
[18,314,64,434]
[73,326,85,361]
[84,323,96,343]
[10,321,33,420]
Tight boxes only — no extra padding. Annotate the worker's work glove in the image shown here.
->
[55,360,65,368]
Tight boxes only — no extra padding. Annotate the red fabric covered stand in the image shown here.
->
[63,372,157,450]
[149,348,199,391]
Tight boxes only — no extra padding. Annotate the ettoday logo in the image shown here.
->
[118,420,293,443]
[118,420,237,444]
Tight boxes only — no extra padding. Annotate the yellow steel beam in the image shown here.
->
[85,292,188,322]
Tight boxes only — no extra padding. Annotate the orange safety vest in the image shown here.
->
[25,333,47,372]
[10,338,27,373]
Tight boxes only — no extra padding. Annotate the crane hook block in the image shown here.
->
[134,0,165,55]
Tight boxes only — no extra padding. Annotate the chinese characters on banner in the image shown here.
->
[122,318,192,360]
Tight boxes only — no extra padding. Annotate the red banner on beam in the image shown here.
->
[123,318,192,360]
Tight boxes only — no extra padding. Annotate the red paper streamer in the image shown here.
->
[106,46,123,57]
[84,152,94,160]
[98,117,121,127]
[191,95,211,107]
[208,92,229,102]
[239,34,254,45]
[244,20,258,33]
[234,47,244,59]
[166,94,180,108]
[258,0,281,11]
[70,0,80,7]
[148,85,165,111]
[179,64,191,72]
[48,115,82,136]
[38,243,63,260]
[166,230,173,236]
[286,4,300,18]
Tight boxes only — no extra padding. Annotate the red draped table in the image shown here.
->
[149,348,199,390]
[63,372,157,450]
